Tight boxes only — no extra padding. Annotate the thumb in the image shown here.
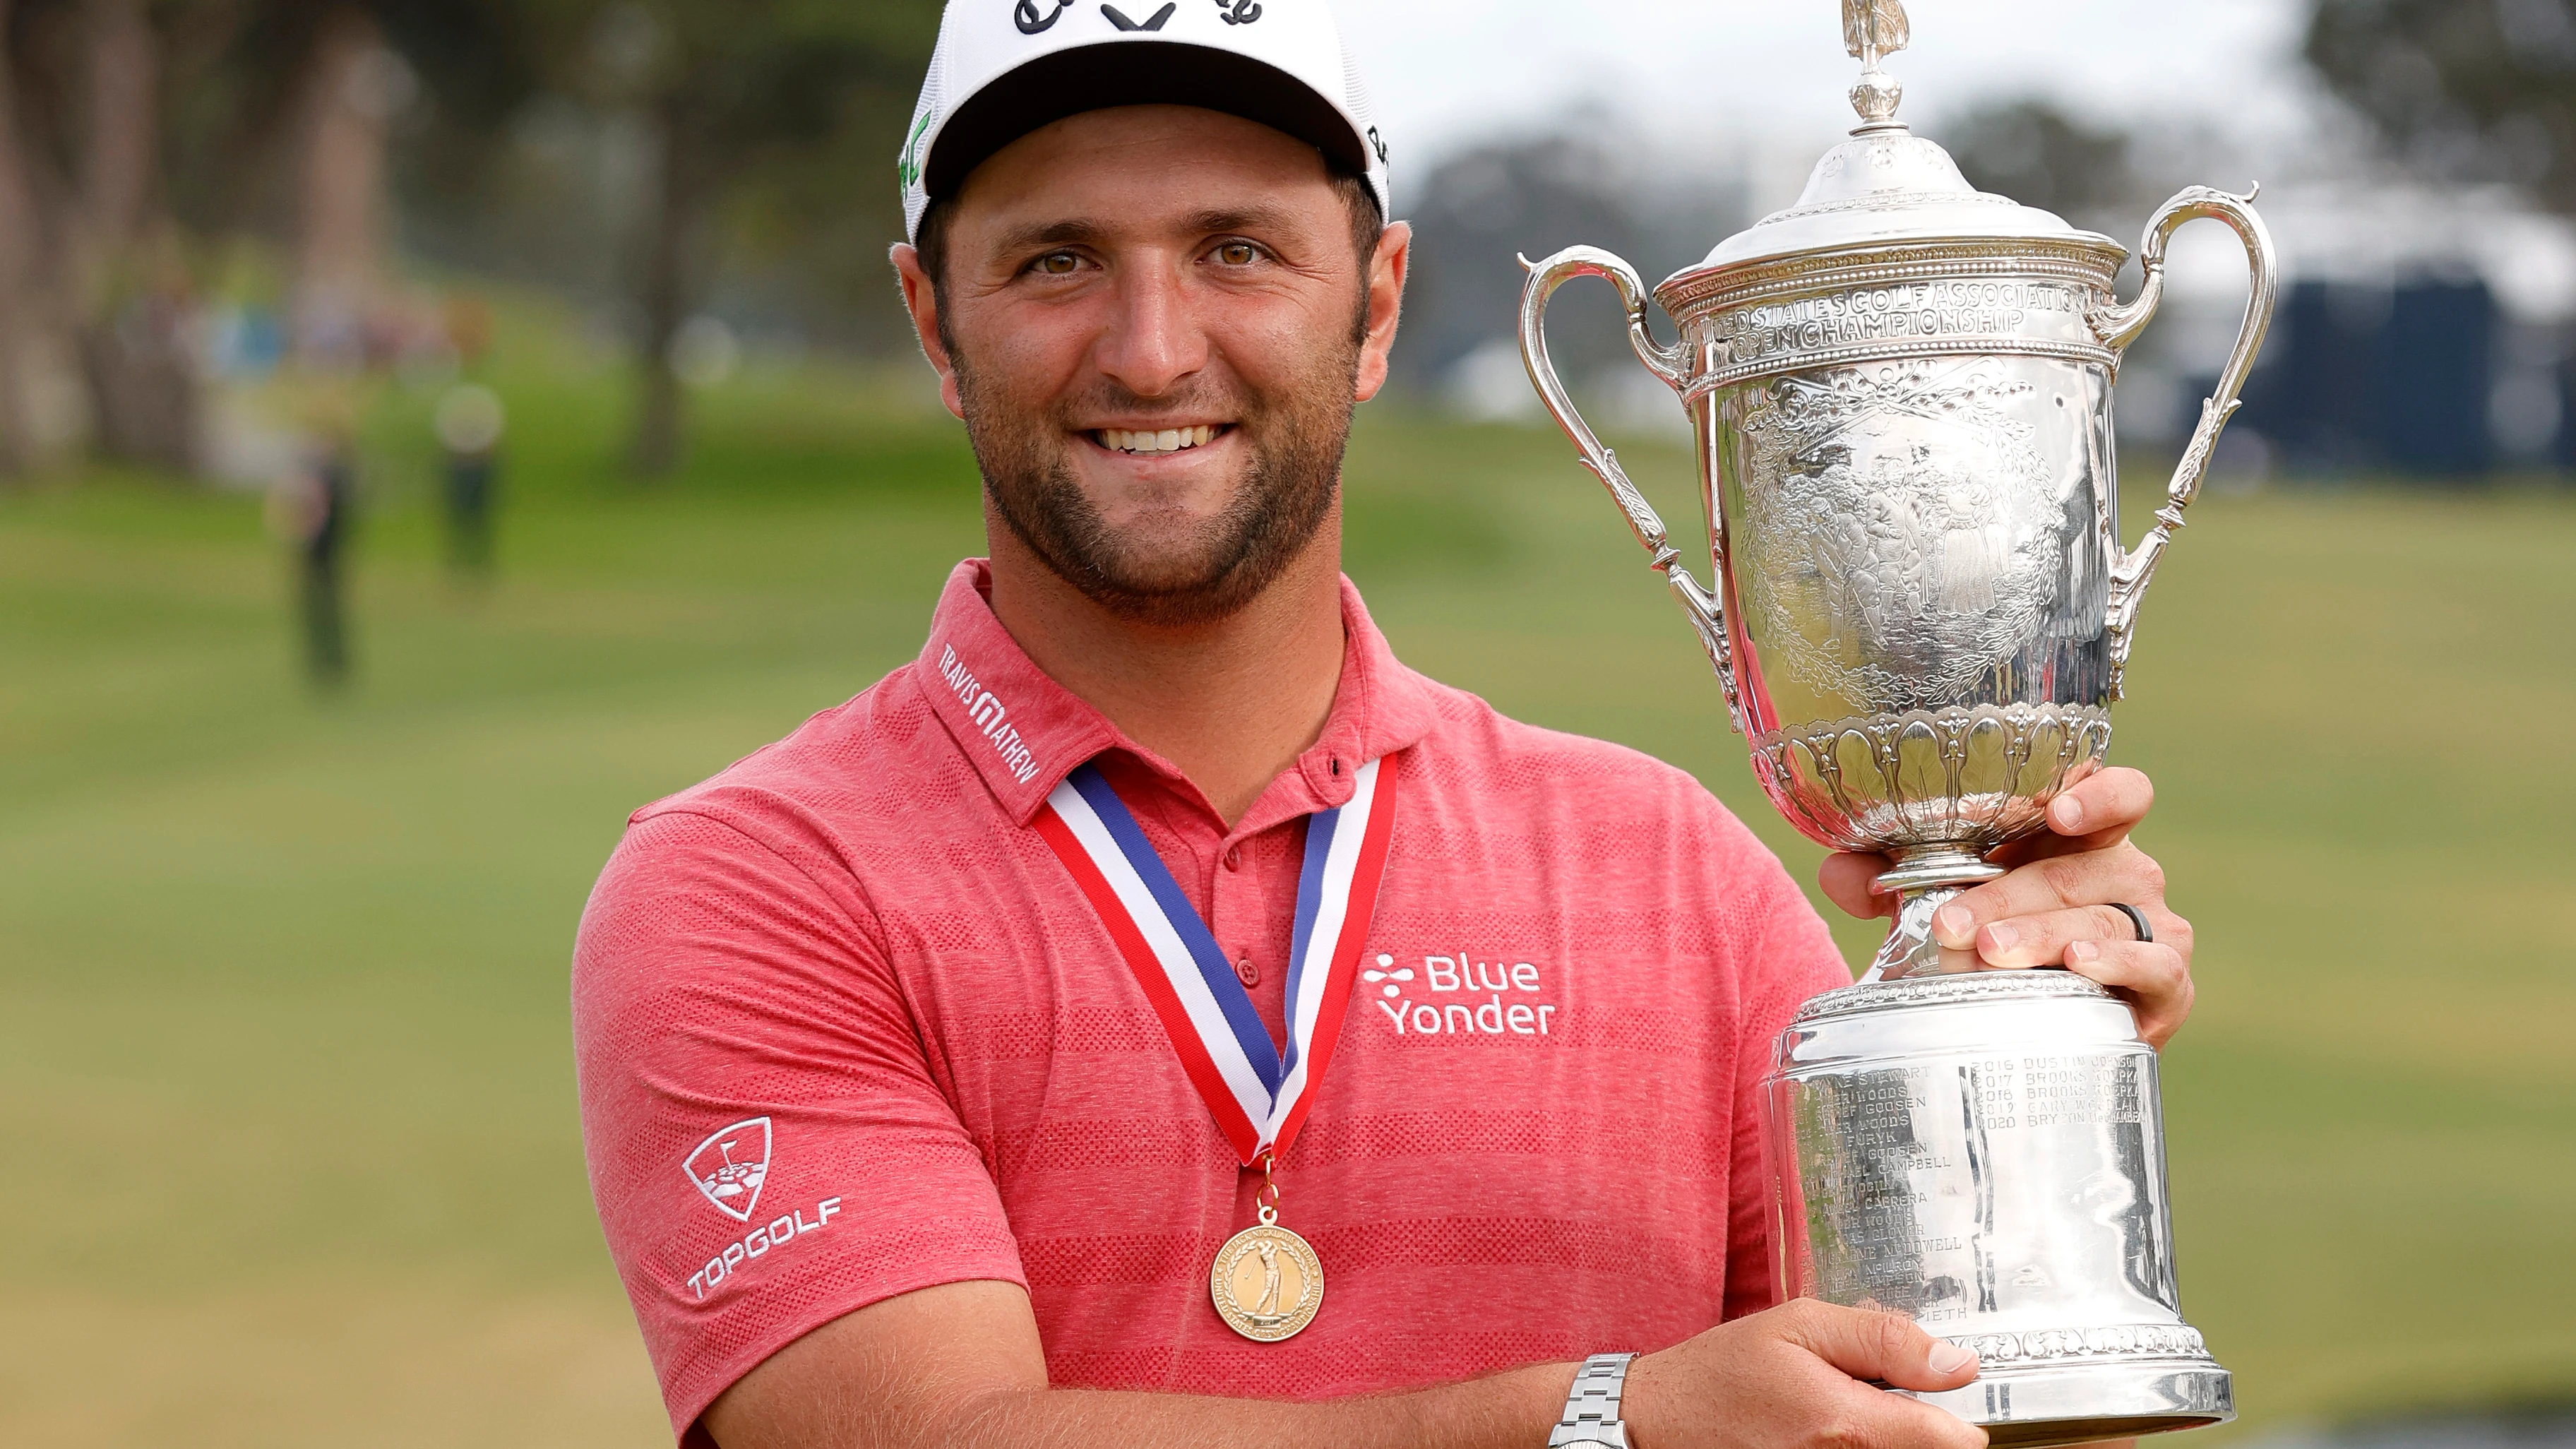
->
[1779,1301,1981,1393]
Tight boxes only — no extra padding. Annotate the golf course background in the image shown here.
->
[4,301,2571,1445]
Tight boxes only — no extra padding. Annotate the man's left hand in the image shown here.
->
[1818,766,2195,1049]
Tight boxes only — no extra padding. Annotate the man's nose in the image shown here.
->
[1092,261,1208,398]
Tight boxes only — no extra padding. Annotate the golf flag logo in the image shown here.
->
[684,1117,773,1223]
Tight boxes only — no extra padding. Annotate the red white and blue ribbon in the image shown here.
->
[1034,754,1399,1167]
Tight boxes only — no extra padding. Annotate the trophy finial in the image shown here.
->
[1842,0,1909,126]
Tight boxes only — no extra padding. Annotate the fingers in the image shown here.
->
[2045,767,2154,845]
[1777,1300,1981,1395]
[1640,1302,1990,1449]
[1932,845,2166,952]
[1926,837,2198,1047]
[1954,902,2175,970]
[2069,940,2195,1049]
[1820,852,1895,921]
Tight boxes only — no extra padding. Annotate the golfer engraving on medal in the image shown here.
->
[1255,1239,1284,1315]
[1210,1221,1324,1343]
[1519,2,2276,1443]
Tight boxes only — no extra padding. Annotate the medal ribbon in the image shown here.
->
[1034,753,1399,1166]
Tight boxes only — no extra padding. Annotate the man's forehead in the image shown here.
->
[955,105,1337,237]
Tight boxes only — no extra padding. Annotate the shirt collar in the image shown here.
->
[914,559,1441,828]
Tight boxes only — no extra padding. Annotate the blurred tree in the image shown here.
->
[1402,134,1651,400]
[1943,99,2137,227]
[0,0,195,472]
[0,0,943,479]
[0,0,49,475]
[2307,0,2576,206]
[0,0,556,473]
[157,0,561,349]
[568,1,940,477]
[1398,129,1739,411]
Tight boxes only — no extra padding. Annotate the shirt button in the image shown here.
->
[1235,958,1260,986]
[1223,847,1242,871]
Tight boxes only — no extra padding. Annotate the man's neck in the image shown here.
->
[984,508,1348,828]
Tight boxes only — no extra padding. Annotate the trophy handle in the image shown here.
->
[1516,246,1743,733]
[2090,185,2279,700]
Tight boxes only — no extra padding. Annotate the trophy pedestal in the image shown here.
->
[1907,1359,2232,1449]
[1766,971,2232,1448]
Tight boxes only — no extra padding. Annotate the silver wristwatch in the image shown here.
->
[1548,1352,1635,1448]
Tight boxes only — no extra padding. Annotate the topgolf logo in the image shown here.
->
[684,1117,773,1223]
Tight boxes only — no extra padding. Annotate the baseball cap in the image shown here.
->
[898,0,1391,244]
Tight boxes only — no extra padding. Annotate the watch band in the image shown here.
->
[1547,1352,1635,1448]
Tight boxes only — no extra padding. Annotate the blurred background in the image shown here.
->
[0,0,2570,1444]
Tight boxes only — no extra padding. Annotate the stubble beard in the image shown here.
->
[955,350,1356,629]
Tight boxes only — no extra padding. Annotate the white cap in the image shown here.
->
[899,0,1390,244]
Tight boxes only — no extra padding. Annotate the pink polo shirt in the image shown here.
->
[573,560,1853,1442]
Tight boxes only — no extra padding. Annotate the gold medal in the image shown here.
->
[1210,1222,1323,1342]
[1210,1157,1323,1342]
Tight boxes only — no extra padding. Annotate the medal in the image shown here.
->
[1209,1154,1325,1341]
[1034,753,1400,1342]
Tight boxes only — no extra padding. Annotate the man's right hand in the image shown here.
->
[1624,1299,1988,1449]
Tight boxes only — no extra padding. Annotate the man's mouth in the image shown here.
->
[1092,424,1224,455]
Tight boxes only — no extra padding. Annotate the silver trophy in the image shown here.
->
[1518,4,2275,1444]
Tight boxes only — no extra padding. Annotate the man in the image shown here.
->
[571,4,2198,1447]
[269,428,358,686]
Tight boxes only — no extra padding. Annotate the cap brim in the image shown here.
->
[924,41,1370,202]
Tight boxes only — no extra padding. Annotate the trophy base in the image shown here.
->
[1900,1359,2234,1448]
[1770,972,2234,1449]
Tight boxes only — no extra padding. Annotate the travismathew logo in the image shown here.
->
[938,644,1041,785]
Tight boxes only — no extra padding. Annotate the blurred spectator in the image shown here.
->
[266,438,359,686]
[435,384,506,578]
[444,294,494,368]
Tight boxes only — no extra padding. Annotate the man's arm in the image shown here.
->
[705,1282,1989,1449]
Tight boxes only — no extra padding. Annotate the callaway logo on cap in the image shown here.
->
[900,0,1392,242]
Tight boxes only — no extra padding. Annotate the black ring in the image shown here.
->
[2109,902,2154,944]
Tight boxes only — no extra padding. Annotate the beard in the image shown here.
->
[953,348,1356,628]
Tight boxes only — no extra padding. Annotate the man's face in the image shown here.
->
[896,106,1406,626]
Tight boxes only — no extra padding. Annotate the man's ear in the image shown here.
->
[1352,220,1412,405]
[891,242,967,421]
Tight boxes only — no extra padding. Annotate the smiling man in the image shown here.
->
[571,5,2200,1448]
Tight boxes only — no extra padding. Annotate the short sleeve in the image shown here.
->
[1720,843,1855,1323]
[573,808,1026,1441]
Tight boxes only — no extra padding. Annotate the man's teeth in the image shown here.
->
[1099,424,1217,454]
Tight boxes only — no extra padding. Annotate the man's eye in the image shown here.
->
[1034,252,1080,276]
[1215,242,1260,266]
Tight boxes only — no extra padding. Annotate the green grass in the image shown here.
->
[2,336,2571,1444]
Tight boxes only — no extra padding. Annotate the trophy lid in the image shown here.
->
[1675,0,2117,282]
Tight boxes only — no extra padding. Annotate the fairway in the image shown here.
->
[3,351,2572,1445]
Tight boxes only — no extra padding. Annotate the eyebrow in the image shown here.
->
[989,218,1107,256]
[1181,205,1301,237]
[985,205,1308,261]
